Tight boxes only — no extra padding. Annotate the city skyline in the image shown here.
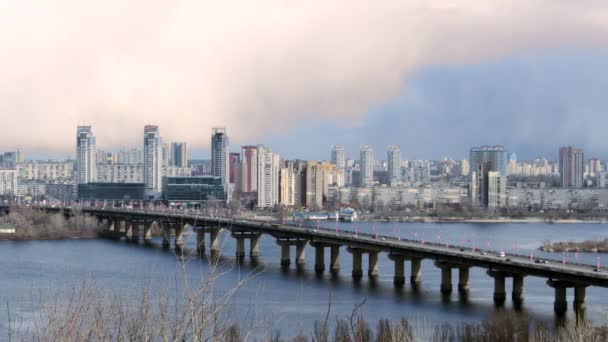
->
[3,3,608,160]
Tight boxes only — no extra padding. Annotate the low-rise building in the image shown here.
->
[162,176,224,204]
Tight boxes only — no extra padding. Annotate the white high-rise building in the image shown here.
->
[0,169,18,196]
[331,145,345,170]
[211,127,229,188]
[387,145,401,186]
[143,125,163,198]
[331,144,345,187]
[360,145,374,187]
[76,126,96,184]
[170,142,188,168]
[257,146,279,208]
[240,146,258,193]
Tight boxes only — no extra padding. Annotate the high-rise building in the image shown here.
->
[360,145,374,187]
[211,127,229,186]
[76,126,96,184]
[240,146,258,193]
[143,125,163,198]
[487,171,507,209]
[0,169,18,197]
[306,161,325,210]
[587,158,602,177]
[170,142,188,168]
[469,146,507,176]
[257,146,280,208]
[229,153,240,186]
[387,145,401,186]
[461,160,470,177]
[279,165,296,207]
[331,145,345,170]
[559,146,584,188]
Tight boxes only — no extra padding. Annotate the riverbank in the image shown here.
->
[358,216,608,224]
[0,206,102,241]
[540,239,608,253]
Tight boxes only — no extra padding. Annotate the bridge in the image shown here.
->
[10,205,608,316]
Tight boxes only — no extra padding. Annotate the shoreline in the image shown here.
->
[0,234,100,242]
[357,217,608,224]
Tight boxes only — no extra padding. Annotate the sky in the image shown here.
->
[2,1,608,161]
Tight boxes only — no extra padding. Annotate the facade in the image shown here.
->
[143,125,163,199]
[305,162,325,210]
[46,183,76,201]
[164,166,192,177]
[18,182,47,198]
[76,126,96,184]
[229,153,240,185]
[0,150,24,168]
[360,145,374,187]
[408,160,431,184]
[559,146,584,188]
[170,142,188,168]
[18,161,74,182]
[211,127,229,186]
[487,171,507,209]
[0,169,18,196]
[117,149,144,164]
[97,164,144,183]
[331,144,345,171]
[240,146,258,193]
[257,146,280,208]
[78,183,145,200]
[162,176,224,203]
[387,145,401,186]
[279,166,296,207]
[469,146,507,177]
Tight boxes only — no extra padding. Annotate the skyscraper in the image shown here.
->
[469,146,508,176]
[469,146,508,208]
[76,126,96,184]
[143,125,163,198]
[559,146,584,188]
[211,127,229,186]
[240,146,258,193]
[229,152,240,185]
[331,145,345,170]
[387,145,401,186]
[257,146,280,208]
[360,145,374,187]
[170,142,188,168]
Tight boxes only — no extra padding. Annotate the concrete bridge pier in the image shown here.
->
[250,235,260,258]
[208,228,221,254]
[458,267,470,295]
[574,286,587,312]
[111,219,122,239]
[196,230,206,254]
[411,258,422,285]
[276,241,291,266]
[512,275,525,306]
[388,255,406,287]
[235,237,245,259]
[436,264,453,296]
[488,271,507,305]
[174,224,184,248]
[547,280,579,315]
[368,251,379,278]
[348,248,363,279]
[314,245,325,272]
[295,241,307,267]
[143,221,154,242]
[330,246,340,274]
[125,221,133,240]
[131,221,141,243]
[161,224,171,248]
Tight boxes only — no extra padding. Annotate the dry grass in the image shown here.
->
[0,206,101,240]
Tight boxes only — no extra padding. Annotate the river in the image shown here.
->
[0,220,607,337]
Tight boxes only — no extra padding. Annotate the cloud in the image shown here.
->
[1,0,608,155]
